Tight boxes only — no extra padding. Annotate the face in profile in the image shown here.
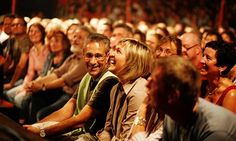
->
[108,43,126,76]
[200,47,218,77]
[71,29,89,53]
[146,68,167,112]
[146,34,158,53]
[84,42,108,79]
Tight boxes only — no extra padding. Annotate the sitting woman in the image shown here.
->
[22,31,71,123]
[201,41,236,113]
[128,35,182,141]
[97,39,153,140]
[5,23,49,108]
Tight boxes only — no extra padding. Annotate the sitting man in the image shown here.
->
[144,56,236,141]
[23,33,118,141]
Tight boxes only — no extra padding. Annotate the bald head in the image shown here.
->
[180,32,202,69]
[180,32,201,46]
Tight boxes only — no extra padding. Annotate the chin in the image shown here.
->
[108,66,115,72]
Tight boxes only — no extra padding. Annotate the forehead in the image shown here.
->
[204,47,216,55]
[68,25,78,31]
[4,17,13,23]
[160,41,176,50]
[113,27,128,34]
[84,42,106,53]
[181,35,197,45]
[75,29,88,36]
[29,25,40,30]
[12,18,24,24]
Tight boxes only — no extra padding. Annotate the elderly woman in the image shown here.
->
[97,39,153,140]
[201,41,236,113]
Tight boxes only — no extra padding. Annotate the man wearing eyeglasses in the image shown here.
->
[24,33,118,141]
[180,32,202,71]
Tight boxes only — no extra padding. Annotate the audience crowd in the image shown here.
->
[0,2,236,140]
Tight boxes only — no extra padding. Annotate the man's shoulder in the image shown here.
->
[98,74,119,88]
[197,99,236,137]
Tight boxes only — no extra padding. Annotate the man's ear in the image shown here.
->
[167,90,180,105]
[195,46,201,55]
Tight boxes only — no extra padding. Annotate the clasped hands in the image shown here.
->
[23,81,43,93]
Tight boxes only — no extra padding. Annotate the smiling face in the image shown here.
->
[28,25,43,44]
[108,43,126,76]
[84,41,108,79]
[49,33,65,54]
[200,47,219,78]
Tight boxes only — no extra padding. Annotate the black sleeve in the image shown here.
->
[87,76,119,113]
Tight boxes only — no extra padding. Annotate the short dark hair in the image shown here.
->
[113,23,133,34]
[205,41,236,75]
[84,33,110,54]
[13,16,27,27]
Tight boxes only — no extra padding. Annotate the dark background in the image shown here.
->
[0,0,57,18]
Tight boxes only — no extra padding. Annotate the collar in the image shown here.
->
[123,77,141,94]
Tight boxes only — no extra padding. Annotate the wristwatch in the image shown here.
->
[39,128,46,138]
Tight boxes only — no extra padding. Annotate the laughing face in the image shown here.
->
[84,42,108,79]
[200,47,219,78]
[108,43,126,76]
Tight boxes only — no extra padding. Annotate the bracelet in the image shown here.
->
[133,116,146,126]
[42,83,46,91]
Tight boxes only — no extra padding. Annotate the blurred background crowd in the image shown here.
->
[1,0,236,29]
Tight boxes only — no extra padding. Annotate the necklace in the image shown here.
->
[207,86,218,95]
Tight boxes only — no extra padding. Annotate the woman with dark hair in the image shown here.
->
[200,41,236,113]
[5,23,49,108]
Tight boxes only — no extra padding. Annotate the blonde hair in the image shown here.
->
[117,38,153,83]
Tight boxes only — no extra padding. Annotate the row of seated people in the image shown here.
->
[0,15,236,140]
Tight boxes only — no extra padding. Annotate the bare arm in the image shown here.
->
[222,89,236,114]
[5,52,28,88]
[39,98,76,123]
[42,104,96,136]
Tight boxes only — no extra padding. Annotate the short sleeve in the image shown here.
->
[87,76,119,112]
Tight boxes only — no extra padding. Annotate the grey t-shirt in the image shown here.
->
[163,98,236,141]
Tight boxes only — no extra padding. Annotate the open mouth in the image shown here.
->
[200,64,208,75]
[108,57,116,65]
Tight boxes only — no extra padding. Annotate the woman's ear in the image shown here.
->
[219,66,227,75]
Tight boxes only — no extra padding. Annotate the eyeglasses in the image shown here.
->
[84,53,105,61]
[11,23,24,27]
[182,44,199,51]
[156,47,174,56]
